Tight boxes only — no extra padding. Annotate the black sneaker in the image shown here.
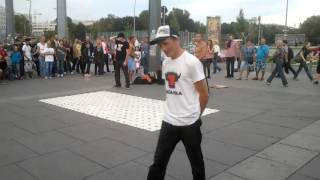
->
[314,81,319,85]
[113,85,121,88]
[125,86,131,90]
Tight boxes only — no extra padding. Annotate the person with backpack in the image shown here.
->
[293,41,315,82]
[266,40,288,87]
[283,40,296,76]
[236,40,256,80]
[10,45,22,79]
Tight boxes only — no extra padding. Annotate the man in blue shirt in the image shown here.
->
[253,38,269,80]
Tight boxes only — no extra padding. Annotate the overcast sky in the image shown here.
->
[1,0,319,27]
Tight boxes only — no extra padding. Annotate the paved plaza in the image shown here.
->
[0,70,319,180]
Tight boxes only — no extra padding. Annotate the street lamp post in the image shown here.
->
[26,0,32,35]
[133,0,136,35]
[284,0,289,39]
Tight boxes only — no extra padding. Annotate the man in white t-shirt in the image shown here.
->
[147,25,209,180]
[22,39,32,61]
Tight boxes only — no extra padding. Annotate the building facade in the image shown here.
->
[32,21,56,37]
[0,6,6,41]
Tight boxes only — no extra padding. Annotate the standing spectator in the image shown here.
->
[82,42,94,77]
[72,39,82,73]
[283,40,296,76]
[63,38,72,75]
[114,33,130,89]
[293,41,315,82]
[236,40,256,80]
[266,40,288,87]
[56,40,66,78]
[44,42,55,79]
[235,40,241,72]
[109,36,117,73]
[37,36,47,78]
[10,45,22,79]
[30,37,40,77]
[225,35,237,78]
[147,25,209,180]
[50,36,58,77]
[22,38,33,79]
[140,37,149,74]
[212,40,222,74]
[0,43,8,82]
[194,34,208,77]
[203,39,214,79]
[93,39,105,76]
[128,36,137,84]
[101,36,110,73]
[253,38,269,80]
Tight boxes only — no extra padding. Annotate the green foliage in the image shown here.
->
[300,16,320,44]
[15,15,31,36]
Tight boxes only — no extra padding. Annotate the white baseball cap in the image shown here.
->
[149,25,179,45]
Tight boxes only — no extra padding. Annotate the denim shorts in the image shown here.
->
[256,61,267,71]
[128,58,136,71]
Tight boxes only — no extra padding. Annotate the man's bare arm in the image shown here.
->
[194,79,209,114]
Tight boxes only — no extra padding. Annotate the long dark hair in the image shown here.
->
[208,40,213,50]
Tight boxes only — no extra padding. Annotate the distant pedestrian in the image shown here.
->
[236,40,256,80]
[293,41,315,83]
[114,33,130,89]
[266,40,288,87]
[212,40,222,74]
[225,35,237,78]
[253,38,269,81]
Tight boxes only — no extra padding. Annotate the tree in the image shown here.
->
[300,16,320,44]
[139,10,149,30]
[15,15,31,36]
[235,9,249,37]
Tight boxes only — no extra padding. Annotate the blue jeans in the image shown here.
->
[212,59,221,73]
[39,56,46,77]
[56,59,64,75]
[294,61,313,81]
[267,61,288,85]
[45,61,53,77]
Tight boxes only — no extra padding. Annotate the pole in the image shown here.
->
[163,6,166,25]
[5,0,15,37]
[29,0,32,35]
[133,0,136,35]
[258,16,261,45]
[57,0,67,38]
[284,0,289,39]
[149,0,161,72]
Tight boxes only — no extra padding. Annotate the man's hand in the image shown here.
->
[123,61,128,67]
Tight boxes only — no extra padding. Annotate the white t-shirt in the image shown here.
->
[162,51,205,126]
[37,42,47,56]
[44,48,55,62]
[22,44,32,60]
